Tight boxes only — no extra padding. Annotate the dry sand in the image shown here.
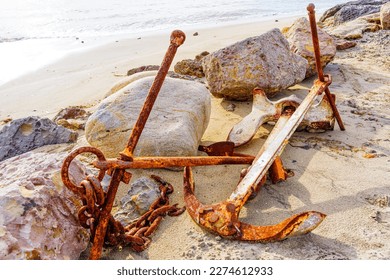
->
[1,15,389,260]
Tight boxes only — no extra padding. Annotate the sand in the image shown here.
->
[1,15,389,260]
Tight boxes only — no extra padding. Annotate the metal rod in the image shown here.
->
[93,155,255,170]
[120,30,186,160]
[307,3,345,131]
[89,169,127,260]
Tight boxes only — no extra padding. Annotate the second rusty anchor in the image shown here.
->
[184,78,329,241]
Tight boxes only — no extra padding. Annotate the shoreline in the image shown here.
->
[0,15,303,121]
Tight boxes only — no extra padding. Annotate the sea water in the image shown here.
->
[0,0,349,85]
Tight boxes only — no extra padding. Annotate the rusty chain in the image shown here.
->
[66,157,185,252]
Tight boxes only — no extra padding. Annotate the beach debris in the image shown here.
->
[85,76,211,158]
[193,32,199,36]
[0,116,78,162]
[174,51,209,78]
[127,65,160,76]
[380,2,390,29]
[182,3,344,242]
[61,9,347,257]
[283,17,336,78]
[202,28,307,100]
[0,151,89,260]
[114,176,161,225]
[62,30,256,259]
[319,0,387,26]
[184,76,330,242]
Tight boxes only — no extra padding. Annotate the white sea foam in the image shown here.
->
[0,0,349,85]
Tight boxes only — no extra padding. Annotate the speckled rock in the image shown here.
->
[201,28,307,100]
[381,2,390,29]
[283,17,336,78]
[0,151,89,260]
[0,116,78,162]
[319,0,387,26]
[114,177,160,225]
[85,76,211,157]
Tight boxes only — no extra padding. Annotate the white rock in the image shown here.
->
[85,76,211,158]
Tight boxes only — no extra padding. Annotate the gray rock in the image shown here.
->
[127,65,160,76]
[114,177,160,225]
[0,116,78,162]
[319,0,387,26]
[0,151,89,260]
[381,2,390,29]
[283,17,336,78]
[85,76,211,157]
[201,28,307,100]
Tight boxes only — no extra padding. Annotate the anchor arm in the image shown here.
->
[184,79,329,242]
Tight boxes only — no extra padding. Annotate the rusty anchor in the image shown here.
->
[184,78,329,241]
[183,4,345,241]
[61,30,255,260]
[60,4,346,259]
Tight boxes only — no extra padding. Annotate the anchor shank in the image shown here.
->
[120,30,186,160]
[307,3,345,131]
[229,80,327,206]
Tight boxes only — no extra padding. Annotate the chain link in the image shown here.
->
[75,173,185,252]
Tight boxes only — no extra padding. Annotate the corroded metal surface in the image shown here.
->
[120,30,186,160]
[61,30,256,259]
[228,82,336,147]
[307,3,345,131]
[92,155,254,170]
[184,79,328,241]
[61,8,346,257]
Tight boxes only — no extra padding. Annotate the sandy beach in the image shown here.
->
[1,11,389,261]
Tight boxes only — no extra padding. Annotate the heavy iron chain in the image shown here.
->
[76,173,185,252]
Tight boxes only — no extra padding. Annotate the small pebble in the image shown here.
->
[226,103,236,112]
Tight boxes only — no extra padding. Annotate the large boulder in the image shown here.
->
[202,28,307,100]
[283,17,336,78]
[85,76,211,158]
[381,2,390,29]
[0,151,89,260]
[0,116,78,162]
[319,0,387,26]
